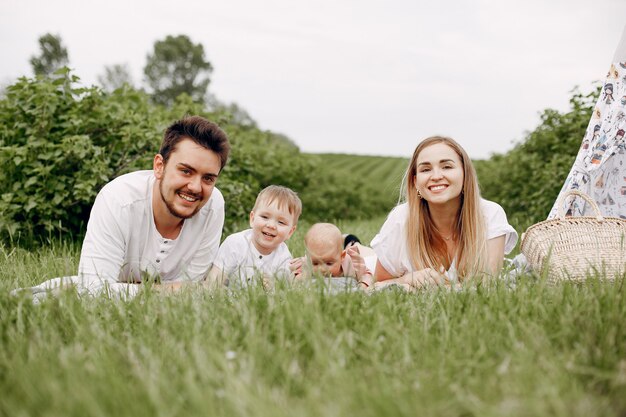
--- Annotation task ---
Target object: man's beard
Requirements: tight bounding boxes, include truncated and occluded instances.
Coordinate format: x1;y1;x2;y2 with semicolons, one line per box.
159;181;203;219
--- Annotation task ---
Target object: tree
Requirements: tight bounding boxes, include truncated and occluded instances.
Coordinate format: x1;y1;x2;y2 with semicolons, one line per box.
98;63;134;92
143;34;213;106
29;33;69;77
206;95;258;128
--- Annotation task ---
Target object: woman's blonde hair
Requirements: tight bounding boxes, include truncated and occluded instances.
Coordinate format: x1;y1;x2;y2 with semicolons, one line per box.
401;136;487;279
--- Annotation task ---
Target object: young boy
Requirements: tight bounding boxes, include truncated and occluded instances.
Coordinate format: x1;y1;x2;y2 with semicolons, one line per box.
290;223;376;289
206;185;301;288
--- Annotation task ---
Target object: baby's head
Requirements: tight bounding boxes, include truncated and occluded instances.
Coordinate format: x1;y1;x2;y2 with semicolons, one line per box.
304;223;344;276
249;185;302;255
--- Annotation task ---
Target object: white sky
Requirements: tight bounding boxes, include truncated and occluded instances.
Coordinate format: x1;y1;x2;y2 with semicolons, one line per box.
1;0;625;159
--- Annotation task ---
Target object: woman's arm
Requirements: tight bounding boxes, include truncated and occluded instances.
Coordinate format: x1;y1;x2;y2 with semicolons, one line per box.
486;235;506;275
374;260;445;290
374;259;395;281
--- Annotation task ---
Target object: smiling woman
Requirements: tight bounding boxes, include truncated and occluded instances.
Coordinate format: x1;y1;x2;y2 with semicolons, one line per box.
371;136;518;289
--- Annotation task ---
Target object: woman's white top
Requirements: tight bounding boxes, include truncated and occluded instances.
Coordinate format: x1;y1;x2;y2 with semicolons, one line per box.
371;199;518;278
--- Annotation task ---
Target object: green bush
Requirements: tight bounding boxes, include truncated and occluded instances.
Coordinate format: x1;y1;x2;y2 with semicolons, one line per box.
0;72;319;242
476;86;599;232
0;70;161;241
6;69;485;243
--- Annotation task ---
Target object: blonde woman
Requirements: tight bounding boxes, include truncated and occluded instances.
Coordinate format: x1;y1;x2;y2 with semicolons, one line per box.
371;136;518;290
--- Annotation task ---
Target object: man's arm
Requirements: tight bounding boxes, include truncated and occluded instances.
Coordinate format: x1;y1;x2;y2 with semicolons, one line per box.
78;189;128;283
204;265;227;288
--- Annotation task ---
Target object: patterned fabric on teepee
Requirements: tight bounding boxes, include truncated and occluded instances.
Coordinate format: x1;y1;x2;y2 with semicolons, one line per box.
549;26;626;219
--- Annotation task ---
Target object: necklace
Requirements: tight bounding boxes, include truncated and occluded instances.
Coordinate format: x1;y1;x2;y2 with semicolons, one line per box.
433;225;454;241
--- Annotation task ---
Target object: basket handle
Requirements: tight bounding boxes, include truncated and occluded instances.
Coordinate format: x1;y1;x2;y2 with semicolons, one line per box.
555;190;603;220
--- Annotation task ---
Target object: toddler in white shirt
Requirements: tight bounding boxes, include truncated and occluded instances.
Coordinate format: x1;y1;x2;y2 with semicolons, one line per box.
206;185;301;288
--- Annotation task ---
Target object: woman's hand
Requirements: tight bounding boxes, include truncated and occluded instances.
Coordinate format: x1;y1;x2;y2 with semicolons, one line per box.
372;268;447;291
372;280;415;292
398;268;447;289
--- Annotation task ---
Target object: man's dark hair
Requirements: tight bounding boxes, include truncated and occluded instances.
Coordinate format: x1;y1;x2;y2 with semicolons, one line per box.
160;116;230;170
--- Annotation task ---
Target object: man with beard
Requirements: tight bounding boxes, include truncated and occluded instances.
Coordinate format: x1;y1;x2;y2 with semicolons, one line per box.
16;116;230;300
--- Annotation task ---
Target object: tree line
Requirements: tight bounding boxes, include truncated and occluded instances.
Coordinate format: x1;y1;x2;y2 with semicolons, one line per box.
28;33;215;107
1;32;594;244
0;33;379;244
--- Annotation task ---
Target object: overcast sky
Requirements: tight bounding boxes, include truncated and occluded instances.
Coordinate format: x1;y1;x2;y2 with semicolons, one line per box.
2;0;625;159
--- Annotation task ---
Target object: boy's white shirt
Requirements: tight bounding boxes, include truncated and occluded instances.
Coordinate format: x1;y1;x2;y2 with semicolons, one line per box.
210;229;292;286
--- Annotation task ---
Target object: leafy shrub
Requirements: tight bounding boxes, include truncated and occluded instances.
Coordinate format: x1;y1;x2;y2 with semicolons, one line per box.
0;73;317;241
0;70;161;241
476;86;599;232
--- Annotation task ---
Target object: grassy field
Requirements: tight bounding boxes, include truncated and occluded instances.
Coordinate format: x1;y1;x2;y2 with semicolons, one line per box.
304;152;409;216
313;153;409;196
1;215;626;417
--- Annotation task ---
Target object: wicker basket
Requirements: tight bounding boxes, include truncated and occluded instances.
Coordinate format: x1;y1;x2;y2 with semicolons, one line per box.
520;190;626;283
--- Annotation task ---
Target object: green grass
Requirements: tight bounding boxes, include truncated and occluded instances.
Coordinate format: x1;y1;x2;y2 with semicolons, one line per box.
1;219;626;416
304;153;409;214
317;153;408;197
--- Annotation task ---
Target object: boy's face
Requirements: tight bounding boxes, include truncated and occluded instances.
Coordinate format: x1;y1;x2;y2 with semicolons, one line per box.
307;243;343;277
249;200;296;255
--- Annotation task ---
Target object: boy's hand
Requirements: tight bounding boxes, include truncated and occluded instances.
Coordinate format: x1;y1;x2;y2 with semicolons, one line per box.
346;245;367;279
262;274;274;291
289;257;305;279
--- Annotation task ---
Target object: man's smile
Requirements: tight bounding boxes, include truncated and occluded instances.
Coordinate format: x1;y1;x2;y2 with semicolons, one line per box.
177;191;201;202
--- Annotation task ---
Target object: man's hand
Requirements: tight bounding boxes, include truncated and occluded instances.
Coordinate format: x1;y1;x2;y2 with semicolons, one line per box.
204;265;227;289
154;281;190;292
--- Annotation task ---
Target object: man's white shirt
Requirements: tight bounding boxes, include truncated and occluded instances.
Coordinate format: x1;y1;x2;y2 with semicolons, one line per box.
79;170;224;283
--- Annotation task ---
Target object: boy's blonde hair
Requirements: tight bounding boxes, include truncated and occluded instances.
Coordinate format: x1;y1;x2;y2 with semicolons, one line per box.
253;185;302;223
304;223;343;254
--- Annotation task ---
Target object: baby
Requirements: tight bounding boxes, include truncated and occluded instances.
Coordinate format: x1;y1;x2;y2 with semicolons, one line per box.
206;185;301;288
290;223;376;289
